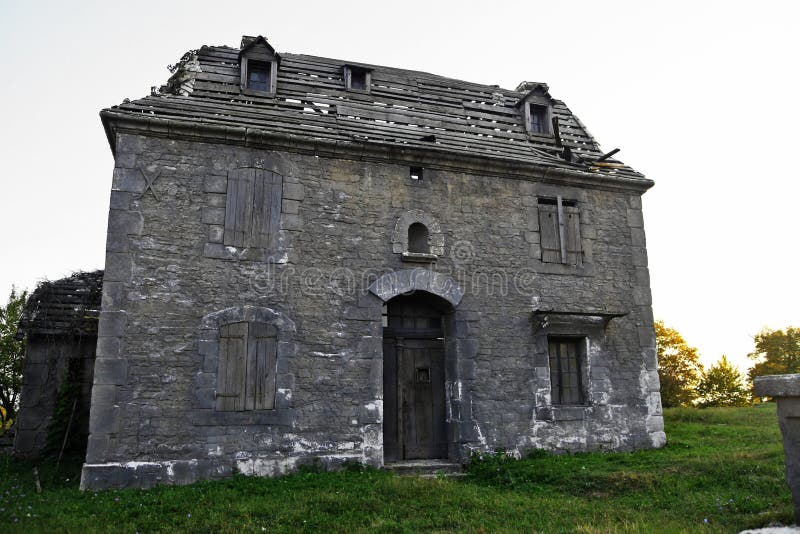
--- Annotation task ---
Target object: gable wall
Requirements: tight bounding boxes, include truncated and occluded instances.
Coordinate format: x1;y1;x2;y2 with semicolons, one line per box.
80;132;662;489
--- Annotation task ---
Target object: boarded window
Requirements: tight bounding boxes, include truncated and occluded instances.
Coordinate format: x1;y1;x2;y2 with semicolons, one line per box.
224;168;282;249
537;197;582;265
216;321;277;411
548;338;585;405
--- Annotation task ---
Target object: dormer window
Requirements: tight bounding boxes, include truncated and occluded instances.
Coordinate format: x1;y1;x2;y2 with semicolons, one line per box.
344;65;371;92
247;60;272;91
239;35;280;95
529;103;550;134
516;82;554;136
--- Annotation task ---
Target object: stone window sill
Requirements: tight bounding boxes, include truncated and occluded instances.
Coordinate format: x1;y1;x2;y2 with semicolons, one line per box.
401;252;438;263
533;260;594;277
536;405;590;421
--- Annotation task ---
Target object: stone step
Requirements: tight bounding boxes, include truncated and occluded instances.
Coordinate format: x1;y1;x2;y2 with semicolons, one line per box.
383;459;465;478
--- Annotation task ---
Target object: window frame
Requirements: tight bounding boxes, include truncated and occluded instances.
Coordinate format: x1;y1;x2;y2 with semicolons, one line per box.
245;59;272;92
223;168;283;250
216;321;278;412
537;196;582;266
343;64;372;93
239;43;279;95
548;336;587;406
522;97;553;136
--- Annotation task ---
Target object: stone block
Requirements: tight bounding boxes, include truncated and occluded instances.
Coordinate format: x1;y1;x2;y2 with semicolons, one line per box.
101;281;126;312
112;167;145;193
208;225;224;243
89;405;121;434
202;207;226;225
108;210;144;237
104;252;132;282
282;213;302;230
282;199;300;214
204;174;228;193
93;358;128;385
527;208;539;231
207;193;227;208
755;374;800;397
283;182;305;200
95;336;121;358
630;227;646;247
99;311;127;337
91;385;117;405
627;208;644;228
109;191;132;210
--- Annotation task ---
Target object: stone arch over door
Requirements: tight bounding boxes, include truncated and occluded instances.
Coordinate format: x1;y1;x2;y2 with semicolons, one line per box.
368;270;479;462
367;268;463;306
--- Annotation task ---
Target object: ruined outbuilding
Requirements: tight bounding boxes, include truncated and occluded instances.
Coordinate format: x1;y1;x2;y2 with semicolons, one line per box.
80;35;664;490
14;271;103;458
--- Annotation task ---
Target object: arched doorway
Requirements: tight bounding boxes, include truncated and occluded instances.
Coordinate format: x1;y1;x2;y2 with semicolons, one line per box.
383;292;449;462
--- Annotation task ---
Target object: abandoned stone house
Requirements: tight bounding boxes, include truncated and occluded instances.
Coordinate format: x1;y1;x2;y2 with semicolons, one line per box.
22;35;664;489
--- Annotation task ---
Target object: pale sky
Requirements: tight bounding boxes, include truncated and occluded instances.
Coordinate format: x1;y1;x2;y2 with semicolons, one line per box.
1;0;797;371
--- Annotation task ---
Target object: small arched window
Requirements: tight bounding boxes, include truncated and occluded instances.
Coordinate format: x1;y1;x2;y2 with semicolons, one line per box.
408;222;430;254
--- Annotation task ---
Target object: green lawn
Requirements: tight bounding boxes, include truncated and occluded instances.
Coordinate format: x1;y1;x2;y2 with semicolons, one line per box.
0;404;792;533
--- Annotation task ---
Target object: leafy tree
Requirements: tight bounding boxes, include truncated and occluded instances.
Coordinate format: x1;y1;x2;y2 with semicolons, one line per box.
0;288;28;422
747;327;800;386
655;320;704;407
697;355;750;407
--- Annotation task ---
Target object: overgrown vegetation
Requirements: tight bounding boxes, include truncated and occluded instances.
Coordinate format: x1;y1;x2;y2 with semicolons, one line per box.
0;288;27;429
655;320;704;407
748;327;800;388
697;355;750;407
0;404;791;533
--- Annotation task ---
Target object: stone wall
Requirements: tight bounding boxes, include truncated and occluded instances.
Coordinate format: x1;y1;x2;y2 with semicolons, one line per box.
81;132;663;489
14;336;96;457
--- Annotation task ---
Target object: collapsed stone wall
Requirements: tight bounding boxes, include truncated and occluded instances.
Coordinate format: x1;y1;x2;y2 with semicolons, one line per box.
81;132;662;489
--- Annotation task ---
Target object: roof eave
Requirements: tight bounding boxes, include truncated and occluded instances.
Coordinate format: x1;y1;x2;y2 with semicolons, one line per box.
100;110;653;193
101;109;118;157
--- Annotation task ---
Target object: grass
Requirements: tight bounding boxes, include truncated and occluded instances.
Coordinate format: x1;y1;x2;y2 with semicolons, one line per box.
0;404;792;533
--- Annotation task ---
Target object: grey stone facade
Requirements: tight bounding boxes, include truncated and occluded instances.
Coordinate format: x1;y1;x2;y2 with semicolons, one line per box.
80;36;664;490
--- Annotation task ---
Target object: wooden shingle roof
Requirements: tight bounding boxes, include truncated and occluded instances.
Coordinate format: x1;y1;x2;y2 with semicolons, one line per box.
16;271;103;339
102;38;646;182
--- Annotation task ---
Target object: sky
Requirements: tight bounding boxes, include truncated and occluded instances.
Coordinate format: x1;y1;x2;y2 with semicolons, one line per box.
0;0;798;371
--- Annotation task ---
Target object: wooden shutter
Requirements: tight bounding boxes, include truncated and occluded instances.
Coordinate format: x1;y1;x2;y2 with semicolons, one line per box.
246;322;277;410
250;170;282;249
224;168;282;249
564;206;583;266
538;204;561;263
224;168;255;247
217;322;248;411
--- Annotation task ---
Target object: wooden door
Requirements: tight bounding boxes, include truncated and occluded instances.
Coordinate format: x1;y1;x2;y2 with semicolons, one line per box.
383;294;448;462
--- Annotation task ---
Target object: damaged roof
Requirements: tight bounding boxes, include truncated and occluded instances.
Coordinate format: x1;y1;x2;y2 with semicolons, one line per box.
16;271;104;339
101;36;645;181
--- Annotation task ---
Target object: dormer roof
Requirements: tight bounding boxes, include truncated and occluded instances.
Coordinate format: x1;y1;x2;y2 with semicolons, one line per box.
238;35;280;65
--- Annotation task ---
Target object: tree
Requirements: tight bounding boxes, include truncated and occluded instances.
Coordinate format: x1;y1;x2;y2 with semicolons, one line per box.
655;320;704;408
697;355;750;407
747;327;800;386
0;288;27;422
